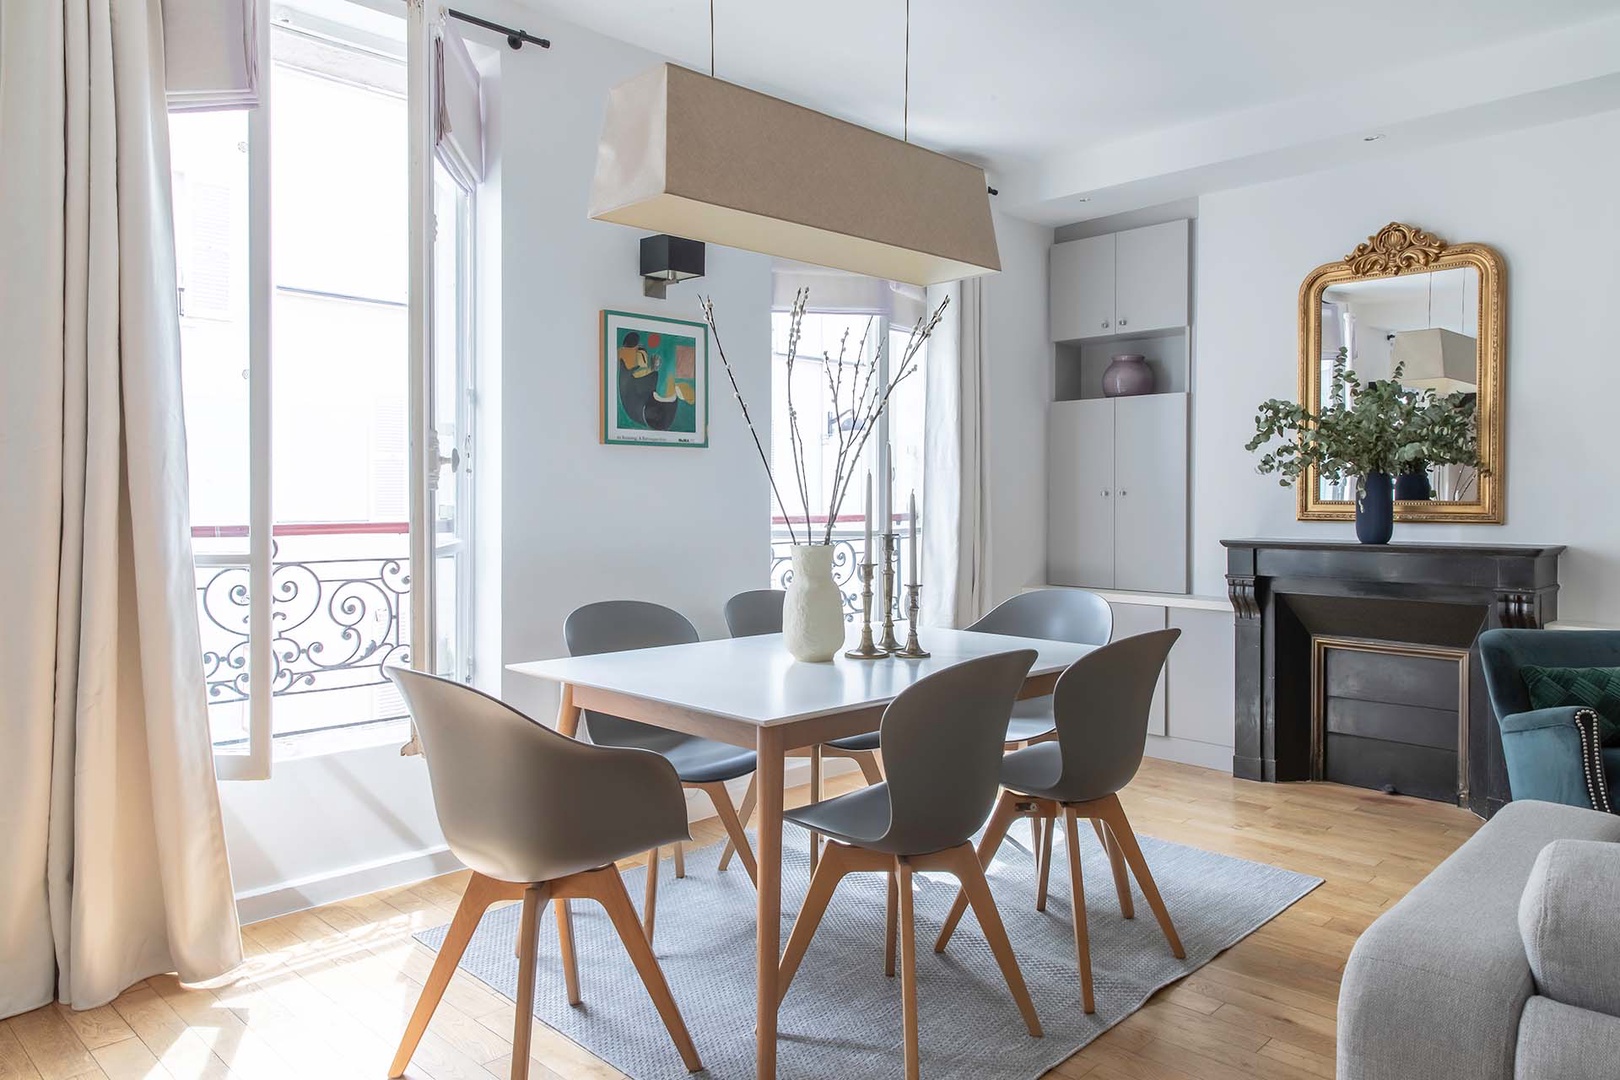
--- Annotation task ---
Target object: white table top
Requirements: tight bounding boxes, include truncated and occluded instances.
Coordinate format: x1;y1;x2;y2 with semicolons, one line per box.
507;626;1096;727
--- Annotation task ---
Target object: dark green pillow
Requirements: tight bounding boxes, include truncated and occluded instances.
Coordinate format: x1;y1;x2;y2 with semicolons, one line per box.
1521;665;1620;746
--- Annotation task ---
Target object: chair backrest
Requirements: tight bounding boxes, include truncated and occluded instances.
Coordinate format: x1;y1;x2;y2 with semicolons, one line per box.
564;600;700;746
1047;629;1180;801
385;665;620;883
968;589;1113;647
877;650;1038;856
1479;629;1620;719
724;589;785;638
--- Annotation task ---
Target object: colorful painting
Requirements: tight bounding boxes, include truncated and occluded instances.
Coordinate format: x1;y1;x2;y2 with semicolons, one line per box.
600;309;708;447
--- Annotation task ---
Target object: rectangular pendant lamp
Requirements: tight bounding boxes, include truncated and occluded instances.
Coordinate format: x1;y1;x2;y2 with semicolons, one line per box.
589;64;1000;287
1392;328;1478;394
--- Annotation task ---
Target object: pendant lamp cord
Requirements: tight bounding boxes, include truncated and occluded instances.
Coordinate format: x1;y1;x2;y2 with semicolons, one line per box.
903;0;910;141
710;0;716;76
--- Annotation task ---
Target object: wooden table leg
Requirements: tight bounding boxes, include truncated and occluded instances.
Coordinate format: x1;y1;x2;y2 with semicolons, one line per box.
808;743;823;872
755;726;786;1079
555;684;581;962
555;683;580;738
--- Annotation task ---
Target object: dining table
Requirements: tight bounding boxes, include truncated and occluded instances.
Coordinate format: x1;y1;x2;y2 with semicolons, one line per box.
508;624;1097;1078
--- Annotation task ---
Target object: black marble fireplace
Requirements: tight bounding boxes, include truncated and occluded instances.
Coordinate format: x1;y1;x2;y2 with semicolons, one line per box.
1223;539;1563;818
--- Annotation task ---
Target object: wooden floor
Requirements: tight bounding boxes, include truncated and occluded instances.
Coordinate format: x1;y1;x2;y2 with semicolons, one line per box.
0;758;1481;1080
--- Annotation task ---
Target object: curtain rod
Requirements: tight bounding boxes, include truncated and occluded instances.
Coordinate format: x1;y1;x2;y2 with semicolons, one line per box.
447;8;550;50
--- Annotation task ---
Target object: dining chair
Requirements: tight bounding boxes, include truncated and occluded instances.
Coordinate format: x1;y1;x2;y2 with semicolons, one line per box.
776;650;1045;1080
968;588;1113;904
566;600;759;940
933;629;1185;1015
383;667;702;1079
719;588;885;874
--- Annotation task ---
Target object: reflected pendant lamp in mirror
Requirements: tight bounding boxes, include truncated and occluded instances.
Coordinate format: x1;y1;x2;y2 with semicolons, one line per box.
587;64;1001;287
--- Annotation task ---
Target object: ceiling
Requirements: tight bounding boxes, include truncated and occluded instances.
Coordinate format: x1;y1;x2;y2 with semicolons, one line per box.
521;0;1620;224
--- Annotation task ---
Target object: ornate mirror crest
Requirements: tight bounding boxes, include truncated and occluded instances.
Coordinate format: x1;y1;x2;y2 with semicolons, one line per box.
1297;221;1506;524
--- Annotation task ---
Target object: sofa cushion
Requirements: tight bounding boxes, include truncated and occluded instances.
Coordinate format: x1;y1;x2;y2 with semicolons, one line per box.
1515;997;1620;1080
1338;800;1620;1080
1519;839;1620;1016
1522;665;1620;745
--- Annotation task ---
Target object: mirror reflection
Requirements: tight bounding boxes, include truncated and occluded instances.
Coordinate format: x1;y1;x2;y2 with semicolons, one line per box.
1316;266;1480;503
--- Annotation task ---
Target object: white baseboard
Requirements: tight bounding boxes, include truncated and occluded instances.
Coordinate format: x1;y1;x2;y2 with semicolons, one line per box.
236;845;466;925
1143;735;1233;773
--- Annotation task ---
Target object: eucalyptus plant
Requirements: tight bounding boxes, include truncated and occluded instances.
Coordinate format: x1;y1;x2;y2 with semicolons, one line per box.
1247;347;1480;488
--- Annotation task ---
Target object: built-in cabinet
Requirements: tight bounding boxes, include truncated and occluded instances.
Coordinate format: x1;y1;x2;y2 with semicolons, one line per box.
1048;393;1187;594
1049;220;1189;342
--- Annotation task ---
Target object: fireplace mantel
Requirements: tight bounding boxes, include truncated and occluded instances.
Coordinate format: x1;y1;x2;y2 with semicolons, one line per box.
1222;539;1564;817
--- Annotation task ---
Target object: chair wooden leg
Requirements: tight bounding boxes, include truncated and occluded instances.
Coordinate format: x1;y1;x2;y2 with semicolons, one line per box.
718;774;756;872
1095;795;1183;958
1062;807;1095;1014
699;780;758;886
1093;817;1135;920
673;841;685;879
1035;810;1055;913
642;846;660;944
587;867;703;1073
509;884;547;1080
777;842;852;1004
884;870;898;977
944;844;1043;1037
897;857;921;1080
808;744;824;871
935;789;1019;952
555;898;581;1006
391;873;516;1078
855;750;885;786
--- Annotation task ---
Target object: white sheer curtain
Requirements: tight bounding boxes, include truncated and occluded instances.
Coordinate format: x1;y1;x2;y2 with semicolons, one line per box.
0;0;243;1017
921;278;991;627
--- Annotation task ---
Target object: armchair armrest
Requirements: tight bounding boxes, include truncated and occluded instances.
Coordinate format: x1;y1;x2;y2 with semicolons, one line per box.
1499;707;1612;813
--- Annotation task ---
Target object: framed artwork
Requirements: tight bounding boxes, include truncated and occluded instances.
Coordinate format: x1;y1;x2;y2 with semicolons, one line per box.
600;309;709;447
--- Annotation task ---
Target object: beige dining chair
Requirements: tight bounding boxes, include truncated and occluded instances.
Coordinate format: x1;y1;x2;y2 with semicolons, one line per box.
383;666;702;1079
775;650;1045;1080
934;630;1185;1015
719;588;886;873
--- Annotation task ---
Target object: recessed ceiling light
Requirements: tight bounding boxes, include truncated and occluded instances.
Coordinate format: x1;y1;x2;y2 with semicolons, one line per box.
1076;196;1092;203
1363;134;1386;142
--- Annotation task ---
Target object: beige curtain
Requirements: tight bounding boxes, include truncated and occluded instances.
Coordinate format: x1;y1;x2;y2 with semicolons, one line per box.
920;278;991;627
0;0;243;1017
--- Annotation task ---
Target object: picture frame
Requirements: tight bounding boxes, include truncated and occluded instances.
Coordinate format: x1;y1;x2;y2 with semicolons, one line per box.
600;309;710;448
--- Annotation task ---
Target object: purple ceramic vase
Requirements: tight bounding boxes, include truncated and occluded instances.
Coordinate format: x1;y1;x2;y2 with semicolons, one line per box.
1102;354;1154;397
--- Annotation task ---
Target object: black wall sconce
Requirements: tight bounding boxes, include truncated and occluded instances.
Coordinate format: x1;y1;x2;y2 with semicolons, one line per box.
640;234;706;299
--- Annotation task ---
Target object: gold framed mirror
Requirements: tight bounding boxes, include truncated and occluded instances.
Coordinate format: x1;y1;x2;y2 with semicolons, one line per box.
1297;222;1505;523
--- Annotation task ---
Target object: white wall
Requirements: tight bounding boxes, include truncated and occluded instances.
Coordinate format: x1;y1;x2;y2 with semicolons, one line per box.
981;211;1056;608
1193;108;1620;620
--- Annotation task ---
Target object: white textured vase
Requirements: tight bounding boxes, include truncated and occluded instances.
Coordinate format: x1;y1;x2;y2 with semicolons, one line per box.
783;545;846;662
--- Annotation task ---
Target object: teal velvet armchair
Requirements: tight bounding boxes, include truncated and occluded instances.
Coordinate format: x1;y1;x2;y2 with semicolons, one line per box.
1479;629;1619;813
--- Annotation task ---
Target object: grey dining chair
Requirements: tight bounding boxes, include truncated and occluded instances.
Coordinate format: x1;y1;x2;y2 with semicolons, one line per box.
566;600;759;940
934;629;1185;1015
382;666;701;1079
718;588;886;874
969;588;1113;902
776;650;1045;1080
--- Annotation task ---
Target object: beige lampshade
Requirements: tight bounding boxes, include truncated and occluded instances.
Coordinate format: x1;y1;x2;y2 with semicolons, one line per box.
589;64;1000;287
1392;328;1478;394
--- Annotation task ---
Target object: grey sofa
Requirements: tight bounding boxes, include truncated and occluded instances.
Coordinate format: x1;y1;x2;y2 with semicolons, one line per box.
1338;800;1620;1079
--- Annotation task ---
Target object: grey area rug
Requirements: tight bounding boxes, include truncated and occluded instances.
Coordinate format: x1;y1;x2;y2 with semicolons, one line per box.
416;824;1321;1079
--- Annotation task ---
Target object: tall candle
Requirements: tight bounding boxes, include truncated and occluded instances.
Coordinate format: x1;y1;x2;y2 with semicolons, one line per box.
863;472;872;564
908;491;918;588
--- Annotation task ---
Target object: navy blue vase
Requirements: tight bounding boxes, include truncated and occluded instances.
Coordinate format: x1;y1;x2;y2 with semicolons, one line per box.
1394;466;1432;501
1356;472;1394;545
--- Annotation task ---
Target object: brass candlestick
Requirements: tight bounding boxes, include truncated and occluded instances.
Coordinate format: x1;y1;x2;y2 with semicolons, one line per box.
893;583;931;658
844;561;887;659
876;533;902;654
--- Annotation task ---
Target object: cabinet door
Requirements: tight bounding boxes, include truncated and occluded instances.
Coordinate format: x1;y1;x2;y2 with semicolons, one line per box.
1166;608;1235;747
1047;399;1115;588
1049;234;1116;342
1112;393;1187;594
1114;220;1188;334
1109;602;1167;736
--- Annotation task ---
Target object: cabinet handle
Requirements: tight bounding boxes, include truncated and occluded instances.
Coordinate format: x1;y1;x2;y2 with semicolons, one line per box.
1101;489;1111;497
1101;320;1109;329
1118;317;1129;327
1119;489;1128;496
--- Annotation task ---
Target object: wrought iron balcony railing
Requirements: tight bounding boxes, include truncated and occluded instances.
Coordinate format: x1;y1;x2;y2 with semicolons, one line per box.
769;515;918;623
